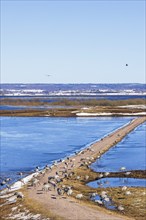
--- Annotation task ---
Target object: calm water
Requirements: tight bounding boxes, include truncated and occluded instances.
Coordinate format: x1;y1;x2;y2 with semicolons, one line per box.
87;177;146;188
90;194;116;210
91;122;146;172
0;117;133;186
0;105;72;110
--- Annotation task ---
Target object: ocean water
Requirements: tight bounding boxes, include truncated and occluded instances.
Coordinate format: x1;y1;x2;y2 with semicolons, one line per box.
0;117;133;186
91;122;146;172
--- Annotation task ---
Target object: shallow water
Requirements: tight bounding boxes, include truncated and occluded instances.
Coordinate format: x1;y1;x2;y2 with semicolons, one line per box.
0;117;133;187
0;105;73;110
88;176;146;211
87;177;146;188
91;194;116;210
91;122;146;172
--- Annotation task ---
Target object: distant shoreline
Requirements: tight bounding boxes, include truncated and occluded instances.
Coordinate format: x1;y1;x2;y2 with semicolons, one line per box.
1;83;146;98
0;111;146;117
0;97;146;117
0;107;146;117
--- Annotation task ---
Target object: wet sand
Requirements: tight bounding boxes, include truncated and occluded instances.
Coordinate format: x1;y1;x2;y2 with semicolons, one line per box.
20;116;145;220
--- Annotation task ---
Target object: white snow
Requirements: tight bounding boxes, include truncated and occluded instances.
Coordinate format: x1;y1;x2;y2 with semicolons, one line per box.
0;172;39;195
119;105;146;109
76;112;113;116
76;112;146;116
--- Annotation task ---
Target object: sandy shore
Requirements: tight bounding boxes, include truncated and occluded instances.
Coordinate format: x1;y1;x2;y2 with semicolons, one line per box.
12;116;144;220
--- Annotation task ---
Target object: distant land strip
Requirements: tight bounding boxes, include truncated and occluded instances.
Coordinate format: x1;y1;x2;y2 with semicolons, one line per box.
0;98;146;117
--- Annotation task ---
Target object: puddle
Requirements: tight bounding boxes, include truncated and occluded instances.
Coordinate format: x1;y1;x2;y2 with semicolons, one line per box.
90;194;116;210
87;177;146;188
88;177;146;211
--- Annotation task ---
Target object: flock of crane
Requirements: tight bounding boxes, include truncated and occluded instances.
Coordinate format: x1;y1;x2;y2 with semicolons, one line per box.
0;142;134;212
0;127;140;212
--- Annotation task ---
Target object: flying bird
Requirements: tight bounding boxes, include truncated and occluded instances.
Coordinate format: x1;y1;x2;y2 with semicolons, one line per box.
126;64;128;66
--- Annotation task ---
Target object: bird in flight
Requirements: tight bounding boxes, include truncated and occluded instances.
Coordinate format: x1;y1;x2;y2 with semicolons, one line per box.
126;64;128;66
46;74;51;77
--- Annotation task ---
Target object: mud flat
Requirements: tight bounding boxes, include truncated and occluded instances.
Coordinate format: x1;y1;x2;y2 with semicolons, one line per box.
0;117;146;220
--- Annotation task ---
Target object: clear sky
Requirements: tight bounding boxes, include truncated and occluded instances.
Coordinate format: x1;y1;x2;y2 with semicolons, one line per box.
1;0;145;83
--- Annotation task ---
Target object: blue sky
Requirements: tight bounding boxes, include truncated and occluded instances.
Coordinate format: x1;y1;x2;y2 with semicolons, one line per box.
1;0;145;83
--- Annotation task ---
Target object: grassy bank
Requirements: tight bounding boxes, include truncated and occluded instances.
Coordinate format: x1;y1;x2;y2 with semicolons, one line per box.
1;98;146;107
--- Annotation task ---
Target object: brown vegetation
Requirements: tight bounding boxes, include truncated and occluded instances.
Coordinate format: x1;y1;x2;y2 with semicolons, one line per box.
1;98;145;117
1;98;146;107
61;167;146;220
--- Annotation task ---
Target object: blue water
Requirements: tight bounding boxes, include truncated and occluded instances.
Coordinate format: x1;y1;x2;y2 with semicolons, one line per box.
92;194;117;210
0;117;133;186
1;95;145;101
0;105;72;111
87;178;146;188
91;122;146;172
0;105;45;110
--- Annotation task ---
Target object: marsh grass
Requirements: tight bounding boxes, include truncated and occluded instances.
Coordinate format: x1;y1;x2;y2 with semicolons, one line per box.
0;188;64;220
1;98;145;107
62;167;146;220
23;194;63;220
1;164;145;219
1;98;146;117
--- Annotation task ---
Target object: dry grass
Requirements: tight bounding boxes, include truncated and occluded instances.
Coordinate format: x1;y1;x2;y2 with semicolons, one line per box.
61;167;146;220
1;107;145;117
0;191;64;220
1;164;145;220
106;187;146;220
1;98;146;117
1;98;146;107
0;197;33;220
23;193;64;220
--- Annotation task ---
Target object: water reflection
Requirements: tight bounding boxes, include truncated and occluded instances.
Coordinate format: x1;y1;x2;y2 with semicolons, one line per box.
87;178;146;188
90;193;116;210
